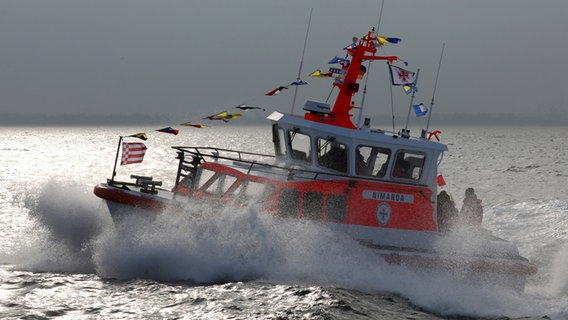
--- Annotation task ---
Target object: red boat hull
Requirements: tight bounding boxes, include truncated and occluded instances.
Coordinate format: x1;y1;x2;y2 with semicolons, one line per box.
94;182;536;291
94;183;172;214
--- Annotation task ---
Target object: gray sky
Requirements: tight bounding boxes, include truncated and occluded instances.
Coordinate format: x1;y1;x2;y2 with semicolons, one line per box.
1;0;567;125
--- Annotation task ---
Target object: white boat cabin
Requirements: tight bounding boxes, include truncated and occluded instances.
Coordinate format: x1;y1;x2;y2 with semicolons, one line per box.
268;100;448;193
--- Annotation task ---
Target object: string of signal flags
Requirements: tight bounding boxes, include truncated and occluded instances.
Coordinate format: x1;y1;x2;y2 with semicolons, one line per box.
264;34;406;95
118;34;435;166
264;34;431;120
126;34;413;141
121;103;266;141
116;104;267;167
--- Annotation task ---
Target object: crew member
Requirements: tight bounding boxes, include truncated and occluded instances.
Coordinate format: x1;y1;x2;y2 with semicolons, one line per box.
460;187;483;227
437;191;458;232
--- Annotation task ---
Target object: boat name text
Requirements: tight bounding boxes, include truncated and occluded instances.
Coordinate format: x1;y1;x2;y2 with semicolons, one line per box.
362;190;414;203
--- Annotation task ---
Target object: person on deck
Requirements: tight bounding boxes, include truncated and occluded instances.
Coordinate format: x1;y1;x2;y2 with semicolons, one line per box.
459;187;483;227
437;191;458;232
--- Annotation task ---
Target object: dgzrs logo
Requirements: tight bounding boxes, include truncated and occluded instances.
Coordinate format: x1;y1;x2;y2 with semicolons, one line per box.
375;202;392;226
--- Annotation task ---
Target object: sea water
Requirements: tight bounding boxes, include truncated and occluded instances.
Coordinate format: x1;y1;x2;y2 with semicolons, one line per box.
0;125;566;319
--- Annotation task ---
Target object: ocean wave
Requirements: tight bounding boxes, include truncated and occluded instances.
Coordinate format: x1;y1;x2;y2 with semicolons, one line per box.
4;180;566;318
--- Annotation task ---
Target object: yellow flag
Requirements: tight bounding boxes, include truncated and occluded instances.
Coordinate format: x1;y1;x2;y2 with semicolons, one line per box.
309;69;332;78
127;132;148;141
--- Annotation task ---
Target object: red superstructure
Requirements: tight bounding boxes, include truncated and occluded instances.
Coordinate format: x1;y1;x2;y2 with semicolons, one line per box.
178;161;436;231
304;31;397;129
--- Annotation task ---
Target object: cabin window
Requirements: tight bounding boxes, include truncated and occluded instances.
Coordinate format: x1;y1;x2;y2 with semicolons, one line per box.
326;194;347;222
195;168;216;189
203;173;238;195
289;130;312;162
232;180;274;204
355;145;391;177
278;188;300;218
272;125;286;157
302;191;324;220
392;151;425;181
317;137;348;173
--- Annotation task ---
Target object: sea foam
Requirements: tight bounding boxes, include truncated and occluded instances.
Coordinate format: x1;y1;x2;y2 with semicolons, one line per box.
10;180;568;319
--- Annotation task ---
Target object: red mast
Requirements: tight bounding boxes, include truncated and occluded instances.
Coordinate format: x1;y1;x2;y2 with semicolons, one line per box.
304;31;398;129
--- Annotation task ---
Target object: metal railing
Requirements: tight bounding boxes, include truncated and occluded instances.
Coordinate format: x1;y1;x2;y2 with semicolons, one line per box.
169;146;427;196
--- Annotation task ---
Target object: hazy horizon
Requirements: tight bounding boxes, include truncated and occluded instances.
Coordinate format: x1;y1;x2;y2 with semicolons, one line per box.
1;1;567;127
2;110;566;127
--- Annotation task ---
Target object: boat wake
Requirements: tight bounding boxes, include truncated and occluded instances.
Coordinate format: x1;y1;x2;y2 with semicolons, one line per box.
10;180;568;319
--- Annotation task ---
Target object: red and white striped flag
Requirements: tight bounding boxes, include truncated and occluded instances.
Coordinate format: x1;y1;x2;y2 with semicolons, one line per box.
121;142;147;165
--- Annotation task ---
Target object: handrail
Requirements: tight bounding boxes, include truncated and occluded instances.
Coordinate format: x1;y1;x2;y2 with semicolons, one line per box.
172;146;275;162
170;146;428;190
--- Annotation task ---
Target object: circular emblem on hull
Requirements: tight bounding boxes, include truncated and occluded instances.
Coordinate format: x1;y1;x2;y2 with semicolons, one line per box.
375;202;392;226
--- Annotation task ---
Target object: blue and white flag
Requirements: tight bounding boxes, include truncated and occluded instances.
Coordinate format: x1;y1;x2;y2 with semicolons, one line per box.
289;80;308;86
413;103;428;117
328;56;349;64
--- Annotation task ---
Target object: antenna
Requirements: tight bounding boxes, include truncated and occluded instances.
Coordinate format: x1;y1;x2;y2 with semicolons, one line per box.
356;0;385;127
389;66;395;133
291;8;313;115
376;0;386;35
425;43;445;136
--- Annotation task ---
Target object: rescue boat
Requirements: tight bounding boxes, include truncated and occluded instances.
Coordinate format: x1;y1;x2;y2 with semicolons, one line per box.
94;28;537;291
